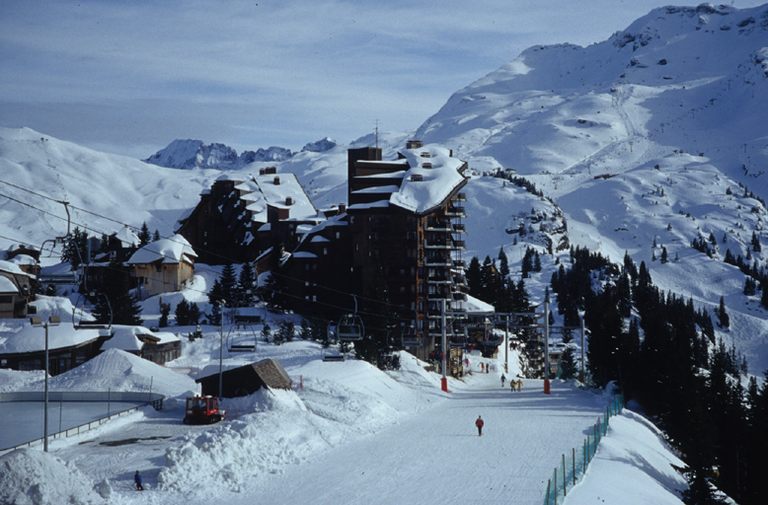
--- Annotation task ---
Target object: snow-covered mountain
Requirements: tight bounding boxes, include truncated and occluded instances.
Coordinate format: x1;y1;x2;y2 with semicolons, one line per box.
0;128;220;250
145;139;293;170
145;135;340;170
417;4;768;194
301;137;337;153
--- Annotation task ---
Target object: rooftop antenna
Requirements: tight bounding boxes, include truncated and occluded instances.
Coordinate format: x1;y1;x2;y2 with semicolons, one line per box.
374;119;379;149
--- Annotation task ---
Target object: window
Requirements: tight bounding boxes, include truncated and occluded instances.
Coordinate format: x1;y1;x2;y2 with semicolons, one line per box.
0;295;12;303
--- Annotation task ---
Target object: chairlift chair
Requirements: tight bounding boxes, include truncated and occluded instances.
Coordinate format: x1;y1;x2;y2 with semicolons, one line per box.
337;314;364;341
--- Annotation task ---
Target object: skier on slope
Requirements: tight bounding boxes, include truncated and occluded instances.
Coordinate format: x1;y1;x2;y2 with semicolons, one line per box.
134;470;144;491
475;415;484;436
501;373;506;387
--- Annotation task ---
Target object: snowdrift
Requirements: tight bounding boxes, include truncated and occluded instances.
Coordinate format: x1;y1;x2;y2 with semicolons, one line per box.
0;449;107;505
48;348;197;397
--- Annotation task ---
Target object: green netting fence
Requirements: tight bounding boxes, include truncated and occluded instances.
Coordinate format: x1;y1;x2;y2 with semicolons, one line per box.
542;394;624;505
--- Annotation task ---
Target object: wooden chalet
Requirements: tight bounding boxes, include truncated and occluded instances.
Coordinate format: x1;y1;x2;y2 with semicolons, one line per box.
126;234;197;299
196;358;292;398
0;260;35;319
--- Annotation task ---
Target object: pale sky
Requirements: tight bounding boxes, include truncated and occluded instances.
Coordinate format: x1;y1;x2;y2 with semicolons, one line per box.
0;0;764;158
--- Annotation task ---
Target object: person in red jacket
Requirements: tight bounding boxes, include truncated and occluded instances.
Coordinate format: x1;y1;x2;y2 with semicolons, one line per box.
475;415;484;436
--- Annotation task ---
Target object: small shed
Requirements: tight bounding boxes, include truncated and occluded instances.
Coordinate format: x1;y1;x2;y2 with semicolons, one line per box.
195;358;292;398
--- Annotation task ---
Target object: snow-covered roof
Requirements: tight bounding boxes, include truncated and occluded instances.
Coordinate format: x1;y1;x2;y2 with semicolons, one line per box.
348;200;390;211
0;323;101;354
389;145;467;214
100;325;181;352
113;226;140;247
0;276;18;294
462;294;496;314
8;254;36;266
234;172;318;223
0;260;33;278
352;185;401;194
127;234;197;265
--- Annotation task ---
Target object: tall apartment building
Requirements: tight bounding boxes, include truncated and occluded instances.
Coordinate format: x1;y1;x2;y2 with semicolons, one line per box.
279;141;468;360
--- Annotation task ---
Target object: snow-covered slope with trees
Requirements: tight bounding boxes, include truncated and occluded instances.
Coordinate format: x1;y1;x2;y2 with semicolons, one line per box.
414;3;768;373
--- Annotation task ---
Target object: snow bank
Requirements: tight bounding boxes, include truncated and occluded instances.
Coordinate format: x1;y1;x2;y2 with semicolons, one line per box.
0;449;106;505
565;409;687;505
49;349;198;398
159;355;434;494
159;388;326;493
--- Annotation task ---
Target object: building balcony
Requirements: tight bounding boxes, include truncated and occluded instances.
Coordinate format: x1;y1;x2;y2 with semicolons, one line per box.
452;259;465;268
425;222;451;232
455;193;467;202
446;207;465;217
452;223;465;233
424;241;453;249
425;258;452;267
452;239;466;248
452;291;468;301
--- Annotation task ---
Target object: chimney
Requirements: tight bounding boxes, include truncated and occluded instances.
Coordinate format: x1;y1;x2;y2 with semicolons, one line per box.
339;203;347;213
285;196;293;205
274;176;281;185
406;139;423;149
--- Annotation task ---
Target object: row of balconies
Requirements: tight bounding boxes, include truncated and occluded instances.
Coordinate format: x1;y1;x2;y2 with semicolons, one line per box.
423;239;465;249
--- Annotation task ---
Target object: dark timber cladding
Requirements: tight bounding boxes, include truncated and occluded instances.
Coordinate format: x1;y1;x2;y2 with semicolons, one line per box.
347;141;469;360
195;358;292;398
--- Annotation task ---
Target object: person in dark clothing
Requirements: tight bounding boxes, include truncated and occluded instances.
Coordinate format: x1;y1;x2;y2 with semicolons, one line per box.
475;415;484;436
134;470;144;491
501;374;506;387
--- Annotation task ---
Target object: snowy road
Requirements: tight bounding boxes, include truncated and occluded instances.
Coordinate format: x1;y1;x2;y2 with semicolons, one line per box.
227;372;607;505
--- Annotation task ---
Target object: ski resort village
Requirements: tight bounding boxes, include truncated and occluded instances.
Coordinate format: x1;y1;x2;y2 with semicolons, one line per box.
3;2;768;504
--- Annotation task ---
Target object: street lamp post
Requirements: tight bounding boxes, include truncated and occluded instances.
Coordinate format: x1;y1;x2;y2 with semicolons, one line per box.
30;315;61;452
504;314;509;374
440;298;448;393
218;300;226;399
578;309;586;383
543;299;550;390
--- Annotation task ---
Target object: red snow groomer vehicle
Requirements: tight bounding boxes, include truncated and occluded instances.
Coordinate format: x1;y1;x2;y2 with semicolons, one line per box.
183;395;225;424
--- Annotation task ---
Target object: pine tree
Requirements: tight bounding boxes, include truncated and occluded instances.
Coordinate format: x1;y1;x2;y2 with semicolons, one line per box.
660;246;668;264
466;257;482;299
94;259;142;325
188;302;200;325
237;262;256;306
300;319;312;340
219;264;237;307
559;347;577;379
751;231;761;252
717;296;730;328
138;222;150;246
175;299;190;325
158;302;170;327
744;277;756;296
62;227;88;269
498;247;510;279
761;281;768;309
152;229;161;241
